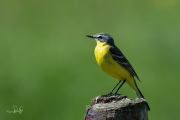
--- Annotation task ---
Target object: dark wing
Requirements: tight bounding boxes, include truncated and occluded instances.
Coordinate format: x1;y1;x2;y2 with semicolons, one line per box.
109;46;140;81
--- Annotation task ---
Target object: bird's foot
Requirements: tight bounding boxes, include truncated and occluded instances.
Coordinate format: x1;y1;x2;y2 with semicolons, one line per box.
106;92;113;96
111;93;118;96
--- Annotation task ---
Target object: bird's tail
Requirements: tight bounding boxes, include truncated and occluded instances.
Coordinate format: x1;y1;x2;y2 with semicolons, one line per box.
127;78;150;110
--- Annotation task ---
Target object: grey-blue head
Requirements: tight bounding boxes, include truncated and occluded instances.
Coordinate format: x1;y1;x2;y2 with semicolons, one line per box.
86;33;115;46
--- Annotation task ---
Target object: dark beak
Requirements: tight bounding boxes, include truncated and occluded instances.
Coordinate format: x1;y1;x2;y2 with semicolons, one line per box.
86;35;94;38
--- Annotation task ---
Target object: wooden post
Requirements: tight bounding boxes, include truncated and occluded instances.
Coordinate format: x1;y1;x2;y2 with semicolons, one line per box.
84;94;149;120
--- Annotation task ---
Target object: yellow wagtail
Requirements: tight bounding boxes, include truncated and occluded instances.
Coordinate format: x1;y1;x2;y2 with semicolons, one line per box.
86;33;150;110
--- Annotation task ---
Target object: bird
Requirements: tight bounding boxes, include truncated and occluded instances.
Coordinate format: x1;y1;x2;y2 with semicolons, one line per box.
86;33;150;110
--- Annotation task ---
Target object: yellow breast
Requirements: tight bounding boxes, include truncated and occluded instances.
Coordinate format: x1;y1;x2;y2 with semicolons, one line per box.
94;41;131;80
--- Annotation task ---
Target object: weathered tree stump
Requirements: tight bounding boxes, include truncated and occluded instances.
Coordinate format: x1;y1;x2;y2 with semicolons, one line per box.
84;94;149;120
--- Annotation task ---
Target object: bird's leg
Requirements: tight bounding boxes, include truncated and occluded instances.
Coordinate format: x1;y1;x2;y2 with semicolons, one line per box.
107;81;121;95
113;80;126;95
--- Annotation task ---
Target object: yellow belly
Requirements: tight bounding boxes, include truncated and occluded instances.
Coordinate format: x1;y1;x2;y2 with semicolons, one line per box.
94;41;132;81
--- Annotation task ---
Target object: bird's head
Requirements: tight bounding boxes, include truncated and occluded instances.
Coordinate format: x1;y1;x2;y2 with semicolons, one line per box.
86;33;114;45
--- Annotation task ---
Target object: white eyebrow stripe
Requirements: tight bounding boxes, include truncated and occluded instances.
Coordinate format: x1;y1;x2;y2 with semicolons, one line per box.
98;35;109;39
96;35;109;39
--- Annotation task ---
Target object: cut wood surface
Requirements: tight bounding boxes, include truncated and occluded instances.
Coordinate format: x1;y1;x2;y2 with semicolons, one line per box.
84;94;149;120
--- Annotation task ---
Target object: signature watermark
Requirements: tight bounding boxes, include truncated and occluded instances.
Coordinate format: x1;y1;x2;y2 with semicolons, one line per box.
6;105;23;114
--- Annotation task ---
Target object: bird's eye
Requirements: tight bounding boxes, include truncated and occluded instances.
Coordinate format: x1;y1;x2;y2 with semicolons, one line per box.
98;36;102;39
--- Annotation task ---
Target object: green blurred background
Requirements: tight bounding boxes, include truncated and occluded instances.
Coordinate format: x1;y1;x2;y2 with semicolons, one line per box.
0;0;180;119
